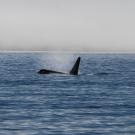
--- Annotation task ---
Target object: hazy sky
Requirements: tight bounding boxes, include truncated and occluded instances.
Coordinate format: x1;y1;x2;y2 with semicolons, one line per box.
0;0;135;52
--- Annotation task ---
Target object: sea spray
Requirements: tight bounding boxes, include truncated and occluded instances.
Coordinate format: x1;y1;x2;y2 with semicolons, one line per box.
39;52;78;73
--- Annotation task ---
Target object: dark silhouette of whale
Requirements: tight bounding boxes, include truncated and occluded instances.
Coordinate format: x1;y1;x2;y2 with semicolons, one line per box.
38;57;81;75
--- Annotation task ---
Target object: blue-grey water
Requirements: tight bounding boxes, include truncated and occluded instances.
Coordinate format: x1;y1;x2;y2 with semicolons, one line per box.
0;53;135;135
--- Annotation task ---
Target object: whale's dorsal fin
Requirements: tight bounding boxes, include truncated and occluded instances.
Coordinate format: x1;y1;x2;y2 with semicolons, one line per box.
70;57;81;75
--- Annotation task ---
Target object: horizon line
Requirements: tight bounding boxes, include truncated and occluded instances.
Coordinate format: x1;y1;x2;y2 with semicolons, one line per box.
0;50;135;54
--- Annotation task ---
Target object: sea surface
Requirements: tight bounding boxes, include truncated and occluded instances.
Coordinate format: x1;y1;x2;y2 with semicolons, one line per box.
0;53;135;135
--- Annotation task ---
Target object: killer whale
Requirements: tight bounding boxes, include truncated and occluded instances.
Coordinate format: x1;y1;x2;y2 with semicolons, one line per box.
38;57;81;75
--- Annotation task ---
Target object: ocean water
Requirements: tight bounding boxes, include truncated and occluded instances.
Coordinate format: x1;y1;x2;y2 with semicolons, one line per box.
0;53;135;135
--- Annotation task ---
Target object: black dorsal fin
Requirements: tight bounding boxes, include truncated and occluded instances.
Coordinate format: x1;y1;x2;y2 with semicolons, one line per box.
70;57;80;75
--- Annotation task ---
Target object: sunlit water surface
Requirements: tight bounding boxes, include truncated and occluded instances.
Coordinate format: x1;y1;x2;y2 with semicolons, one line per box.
0;53;135;135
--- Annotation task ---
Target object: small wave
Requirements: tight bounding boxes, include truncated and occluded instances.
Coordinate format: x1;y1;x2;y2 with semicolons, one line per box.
95;72;120;76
